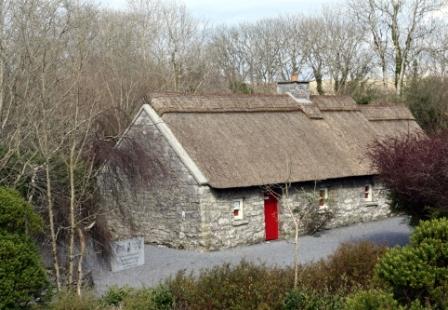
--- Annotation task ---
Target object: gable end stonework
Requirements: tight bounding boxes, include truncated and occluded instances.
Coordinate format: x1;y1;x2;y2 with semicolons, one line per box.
101;108;204;249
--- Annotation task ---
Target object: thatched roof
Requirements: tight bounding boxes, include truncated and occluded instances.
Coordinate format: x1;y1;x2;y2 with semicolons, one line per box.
146;93;422;189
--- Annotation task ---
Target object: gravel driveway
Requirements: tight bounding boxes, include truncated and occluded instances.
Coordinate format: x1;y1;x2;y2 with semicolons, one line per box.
92;216;411;294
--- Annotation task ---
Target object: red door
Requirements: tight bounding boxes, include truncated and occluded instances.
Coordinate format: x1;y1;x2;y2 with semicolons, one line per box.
264;195;279;240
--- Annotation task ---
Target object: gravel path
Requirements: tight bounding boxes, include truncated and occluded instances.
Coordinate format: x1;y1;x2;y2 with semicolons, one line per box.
92;216;411;294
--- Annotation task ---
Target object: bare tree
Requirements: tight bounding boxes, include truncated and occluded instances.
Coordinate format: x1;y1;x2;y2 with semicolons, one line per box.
349;0;390;88
302;17;328;94
278;15;308;81
321;8;373;93
264;180;334;289
349;0;446;95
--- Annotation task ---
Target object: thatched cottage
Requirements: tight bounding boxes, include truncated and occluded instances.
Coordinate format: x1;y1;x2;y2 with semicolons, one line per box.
101;81;421;250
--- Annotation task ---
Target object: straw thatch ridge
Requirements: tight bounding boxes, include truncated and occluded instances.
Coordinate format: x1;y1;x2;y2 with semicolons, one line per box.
360;105;415;121
146;93;422;189
150;93;302;115
311;95;359;111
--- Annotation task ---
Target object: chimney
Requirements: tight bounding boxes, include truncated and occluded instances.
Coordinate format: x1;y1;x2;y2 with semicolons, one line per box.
277;72;310;102
291;71;299;82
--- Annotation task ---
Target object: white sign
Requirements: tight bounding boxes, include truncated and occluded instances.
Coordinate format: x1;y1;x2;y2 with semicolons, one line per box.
111;237;145;272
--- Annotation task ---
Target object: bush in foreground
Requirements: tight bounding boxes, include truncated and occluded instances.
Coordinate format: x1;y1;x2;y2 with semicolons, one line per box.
297;241;387;294
282;289;343;310
411;217;448;245
44;290;101;310
375;218;448;308
100;286;173;310
0;187;48;309
167;261;292;309
101;286;133;307
40;241;387;309
0;187;42;235
0;233;49;309
344;289;400;310
166;241;385;309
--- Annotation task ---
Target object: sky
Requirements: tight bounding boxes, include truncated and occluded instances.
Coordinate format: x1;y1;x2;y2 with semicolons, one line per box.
100;0;342;24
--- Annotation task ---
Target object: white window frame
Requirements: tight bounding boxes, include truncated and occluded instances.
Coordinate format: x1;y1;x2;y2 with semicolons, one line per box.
232;199;244;220
318;188;328;208
364;184;373;202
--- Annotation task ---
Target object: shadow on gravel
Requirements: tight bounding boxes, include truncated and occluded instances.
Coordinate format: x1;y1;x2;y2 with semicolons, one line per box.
353;232;410;247
307;230;409;247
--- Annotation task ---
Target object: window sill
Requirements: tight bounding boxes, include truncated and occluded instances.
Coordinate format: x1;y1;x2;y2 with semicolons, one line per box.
232;219;249;226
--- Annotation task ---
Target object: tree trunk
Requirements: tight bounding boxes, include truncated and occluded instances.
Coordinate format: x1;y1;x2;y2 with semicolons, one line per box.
46;163;62;290
76;227;86;296
0;0;4;123
334;78;340;94
283;184;300;289
395;54;402;95
315;71;324;95
67;147;76;286
0;56;3;122
397;56;407;96
381;57;387;90
391;2;402;96
293;220;299;289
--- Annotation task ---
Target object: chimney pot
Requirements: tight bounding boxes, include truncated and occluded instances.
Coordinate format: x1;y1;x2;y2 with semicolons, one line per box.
291;72;299;82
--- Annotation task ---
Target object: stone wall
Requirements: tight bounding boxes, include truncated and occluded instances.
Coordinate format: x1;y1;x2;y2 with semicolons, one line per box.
199;176;391;250
198;186;267;250
279;177;391;237
100;110;202;249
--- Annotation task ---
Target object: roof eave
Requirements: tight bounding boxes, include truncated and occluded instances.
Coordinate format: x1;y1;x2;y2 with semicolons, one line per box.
208;172;379;189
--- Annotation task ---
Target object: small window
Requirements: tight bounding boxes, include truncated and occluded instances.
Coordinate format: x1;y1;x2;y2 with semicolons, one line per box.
364;185;373;202
319;188;328;207
232;199;244;220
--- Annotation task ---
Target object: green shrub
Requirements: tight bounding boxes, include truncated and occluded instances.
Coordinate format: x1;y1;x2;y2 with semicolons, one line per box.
282;289;343;310
151;286;174;310
167;261;293;309
229;80;253;94
297;241;387;294
121;289;154;310
166;242;383;309
341;80;385;105
344;289;400;310
45;290;100;310
101;285;173;310
404;76;448;133
411;218;448;245
101;285;132;306
120;286;173;310
0;232;49;309
407;299;432;310
375;219;448;308
282;290;308;310
0;187;42;236
375;241;447;305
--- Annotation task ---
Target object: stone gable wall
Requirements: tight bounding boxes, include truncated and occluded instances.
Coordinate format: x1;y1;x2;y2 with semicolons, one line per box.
100;111;202;249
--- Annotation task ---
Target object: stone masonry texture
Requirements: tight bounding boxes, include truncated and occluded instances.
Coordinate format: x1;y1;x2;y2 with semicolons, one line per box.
100;111;202;249
199;177;390;250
